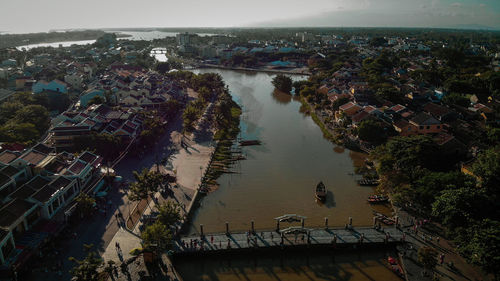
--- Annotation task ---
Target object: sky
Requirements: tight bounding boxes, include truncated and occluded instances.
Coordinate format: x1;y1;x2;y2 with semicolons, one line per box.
1;0;500;33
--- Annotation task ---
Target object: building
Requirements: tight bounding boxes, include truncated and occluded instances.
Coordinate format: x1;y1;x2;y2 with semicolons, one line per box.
0;144;102;267
409;112;442;135
32;79;68;94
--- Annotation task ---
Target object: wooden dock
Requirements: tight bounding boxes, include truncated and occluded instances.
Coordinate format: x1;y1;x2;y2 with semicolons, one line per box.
173;226;405;255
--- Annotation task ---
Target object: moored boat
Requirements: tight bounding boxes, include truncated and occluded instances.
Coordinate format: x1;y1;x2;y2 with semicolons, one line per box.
239;140;261;146
315;181;327;202
367;195;389;204
387;256;405;279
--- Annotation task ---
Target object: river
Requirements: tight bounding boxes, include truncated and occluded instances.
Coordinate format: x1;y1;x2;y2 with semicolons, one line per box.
177;69;397;281
189;69;391;234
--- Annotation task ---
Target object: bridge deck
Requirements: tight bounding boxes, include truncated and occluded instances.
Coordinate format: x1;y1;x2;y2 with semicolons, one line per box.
174;227;404;253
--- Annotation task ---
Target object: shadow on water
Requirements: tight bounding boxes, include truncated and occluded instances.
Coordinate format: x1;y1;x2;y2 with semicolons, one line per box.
174;248;401;281
324;190;336;208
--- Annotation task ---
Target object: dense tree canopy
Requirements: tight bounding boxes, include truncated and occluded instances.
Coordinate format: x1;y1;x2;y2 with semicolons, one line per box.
272;74;293;93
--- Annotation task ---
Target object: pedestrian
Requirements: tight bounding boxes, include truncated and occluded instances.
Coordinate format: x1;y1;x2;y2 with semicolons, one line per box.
271;232;274;241
437;237;440;244
247;236;250;245
211;236;214;243
261;232;264;238
115;242;120;249
440;254;445;265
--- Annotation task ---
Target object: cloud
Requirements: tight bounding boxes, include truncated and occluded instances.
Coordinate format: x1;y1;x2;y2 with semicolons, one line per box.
479;3;486;8
451;2;462;8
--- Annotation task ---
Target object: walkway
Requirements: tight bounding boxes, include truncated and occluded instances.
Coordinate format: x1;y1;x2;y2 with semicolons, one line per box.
174;227;404;254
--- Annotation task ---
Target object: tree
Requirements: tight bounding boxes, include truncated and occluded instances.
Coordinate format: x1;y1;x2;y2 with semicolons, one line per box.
442;92;469;107
431;186;489;229
76;193;96;218
157;202;182;227
69;244;103;281
272;74;293;93
331;97;350;110
155;62;171;74
357;119;388;145
417;246;438;274
458;219;500;278
410;171;476;213
472;147;500;195
88;96;105;106
375;87;405;104
13;104;50;134
141;221;173;252
128;169;164;207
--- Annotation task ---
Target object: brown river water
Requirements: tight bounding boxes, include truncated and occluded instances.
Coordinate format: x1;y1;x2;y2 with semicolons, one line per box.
178;69;398;281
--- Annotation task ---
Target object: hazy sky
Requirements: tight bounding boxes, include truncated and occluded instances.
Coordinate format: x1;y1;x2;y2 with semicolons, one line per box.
1;0;499;33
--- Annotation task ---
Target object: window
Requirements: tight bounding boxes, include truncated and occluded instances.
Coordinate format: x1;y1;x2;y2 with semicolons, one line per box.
437;125;440;129
426;126;430;129
419;125;424;130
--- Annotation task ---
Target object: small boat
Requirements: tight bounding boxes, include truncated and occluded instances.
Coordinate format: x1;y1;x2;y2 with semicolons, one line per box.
367;195;389;204
373;211;396;225
357;179;380;186
387;256;405;279
315;181;327;202
239;140;261;146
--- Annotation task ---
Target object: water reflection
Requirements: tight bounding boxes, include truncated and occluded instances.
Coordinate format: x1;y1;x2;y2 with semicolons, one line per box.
271;89;292;105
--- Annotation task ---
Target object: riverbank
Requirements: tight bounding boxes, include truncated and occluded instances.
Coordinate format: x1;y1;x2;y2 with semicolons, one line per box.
198;63;312;76
299;95;344;145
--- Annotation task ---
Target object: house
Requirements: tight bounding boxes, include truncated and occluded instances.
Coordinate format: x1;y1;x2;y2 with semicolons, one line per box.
32;79;68;94
423;103;458;122
338;102;362;117
79;88;105;107
393;119;417;136
409;112;442;135
64;73;84;90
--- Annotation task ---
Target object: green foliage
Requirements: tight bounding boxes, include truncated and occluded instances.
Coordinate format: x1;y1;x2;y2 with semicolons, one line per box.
271;74;293;93
128;169;163;202
417;246;438;271
72;133;123;160
76;193;96;218
156;202;182;227
141;221;173;251
372;135;441;180
442;92;470;107
88;96;105;106
410;172;476;213
357;119;388;145
332;98;349;110
375;87;405;104
69;244;103;281
472;147;500;194
432;186;489;229
0;96;50;144
457;219;500;277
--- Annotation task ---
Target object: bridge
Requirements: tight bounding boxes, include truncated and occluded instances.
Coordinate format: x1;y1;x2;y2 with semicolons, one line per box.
150;48;167;54
173;214;406;255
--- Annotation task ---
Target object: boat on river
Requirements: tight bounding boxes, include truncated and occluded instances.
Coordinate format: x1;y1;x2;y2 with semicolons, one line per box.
315;181;327;202
387;256;405;279
239;140;261;146
373;211;396;225
367;195;389;204
357;178;380;186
